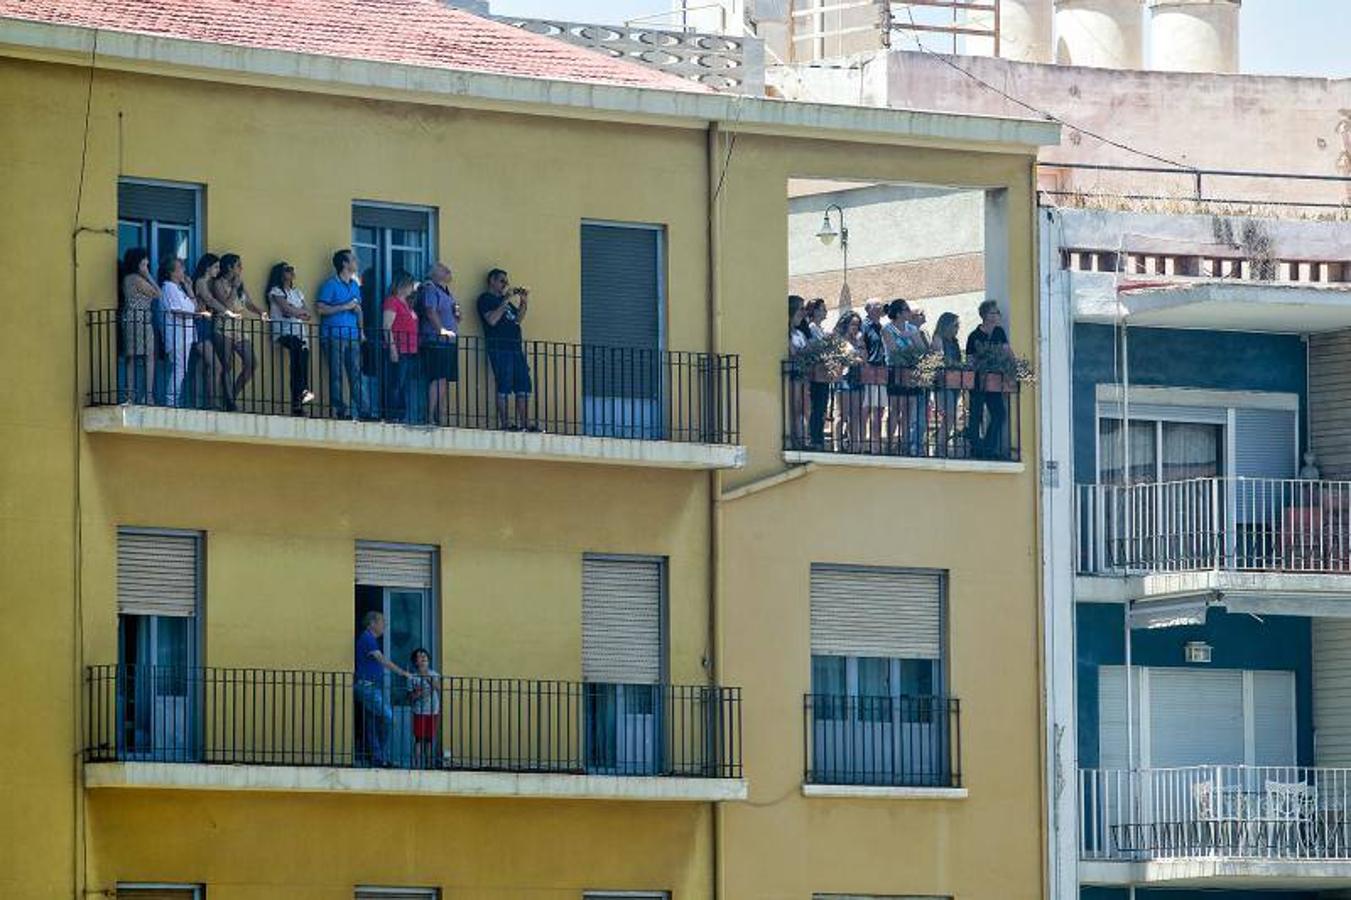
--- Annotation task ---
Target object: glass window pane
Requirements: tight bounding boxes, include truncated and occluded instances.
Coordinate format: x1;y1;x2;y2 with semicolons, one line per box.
391;248;425;282
857;657;892;696
1162;422;1223;481
387;590;428;672
155;225;191;267
118;221;146;258
1099;418;1158;485
390;227;427;247
897;658;936;697
811;655;846;720
352;226;379;246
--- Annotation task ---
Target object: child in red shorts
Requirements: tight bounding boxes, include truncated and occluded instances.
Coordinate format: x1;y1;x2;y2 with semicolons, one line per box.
406;648;441;769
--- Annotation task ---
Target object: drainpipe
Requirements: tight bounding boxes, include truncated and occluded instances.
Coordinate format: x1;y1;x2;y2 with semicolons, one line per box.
706;119;726;900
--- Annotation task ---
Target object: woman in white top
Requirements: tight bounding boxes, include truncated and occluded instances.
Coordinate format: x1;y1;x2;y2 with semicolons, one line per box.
265;262;315;416
157;256;198;408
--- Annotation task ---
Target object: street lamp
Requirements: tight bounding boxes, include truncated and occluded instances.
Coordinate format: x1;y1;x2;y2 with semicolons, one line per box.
816;203;851;308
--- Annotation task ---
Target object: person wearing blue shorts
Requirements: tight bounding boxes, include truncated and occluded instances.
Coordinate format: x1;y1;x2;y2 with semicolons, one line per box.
476;268;536;431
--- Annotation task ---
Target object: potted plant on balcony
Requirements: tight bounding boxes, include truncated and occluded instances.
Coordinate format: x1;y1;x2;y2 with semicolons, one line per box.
888;342;927;389
913;349;973;389
797;333;857;385
970;344;1035;393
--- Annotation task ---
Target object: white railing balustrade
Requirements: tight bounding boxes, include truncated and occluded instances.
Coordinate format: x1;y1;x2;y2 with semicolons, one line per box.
1080;766;1351;861
1077;477;1351;575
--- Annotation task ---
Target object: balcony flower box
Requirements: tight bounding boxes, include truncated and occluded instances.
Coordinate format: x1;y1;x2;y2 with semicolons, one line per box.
937;368;975;390
893;367;922;388
860;363;889;386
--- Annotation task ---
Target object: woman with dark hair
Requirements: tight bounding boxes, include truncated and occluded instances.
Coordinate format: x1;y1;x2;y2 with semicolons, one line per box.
158;256;198;408
787;295;810;447
382;271;421;423
207;252;267;410
119;248;160;403
932;311;963;456
833;311;864;451
804;298;830;449
266;262;315;416
190;254;223;409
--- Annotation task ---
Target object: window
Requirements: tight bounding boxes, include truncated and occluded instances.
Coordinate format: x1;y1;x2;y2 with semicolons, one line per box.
117;179;202;267
582;555;666;775
117;528;202;762
1098;665;1296;768
117;885;203;899
351;203;436;335
355;889;438;900
580;221;666;438
1098;417;1224;485
584;894;669;900
814;895;950;900
808;565;950;786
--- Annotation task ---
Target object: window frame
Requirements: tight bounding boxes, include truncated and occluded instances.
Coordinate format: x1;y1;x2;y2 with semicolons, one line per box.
579;218;668;352
116;177;204;269
116;884;205;899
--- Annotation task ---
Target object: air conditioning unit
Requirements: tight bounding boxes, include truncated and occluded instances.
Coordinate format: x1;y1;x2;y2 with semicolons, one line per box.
1184;641;1212;664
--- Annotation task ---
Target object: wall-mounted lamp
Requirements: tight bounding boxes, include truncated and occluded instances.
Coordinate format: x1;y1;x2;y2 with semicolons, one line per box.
1184;641;1212;664
816;203;851;309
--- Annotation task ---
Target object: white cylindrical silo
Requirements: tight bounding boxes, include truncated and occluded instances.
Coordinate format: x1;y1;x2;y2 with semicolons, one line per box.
1000;0;1055;63
1148;0;1240;73
1054;0;1145;69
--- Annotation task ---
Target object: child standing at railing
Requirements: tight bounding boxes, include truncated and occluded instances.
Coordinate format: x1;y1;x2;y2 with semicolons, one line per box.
406;648;441;769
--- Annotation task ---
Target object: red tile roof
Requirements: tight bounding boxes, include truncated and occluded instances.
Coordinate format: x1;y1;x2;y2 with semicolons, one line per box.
0;0;710;92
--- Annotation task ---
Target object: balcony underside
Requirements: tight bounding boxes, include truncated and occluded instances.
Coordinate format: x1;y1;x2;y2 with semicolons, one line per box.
84;761;748;802
83;406;747;470
1080;858;1351;889
1077;572;1351;616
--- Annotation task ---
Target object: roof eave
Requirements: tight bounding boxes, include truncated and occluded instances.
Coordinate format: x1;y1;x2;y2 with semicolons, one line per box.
0;17;1060;153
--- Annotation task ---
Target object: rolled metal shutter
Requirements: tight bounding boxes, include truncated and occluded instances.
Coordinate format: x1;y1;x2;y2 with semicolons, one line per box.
582;555;662;684
580;223;661;350
117;530;199;618
1149;668;1245;767
117;181;197;224
1097;665;1141;769
1314;619;1351;766
355;541;435;589
1253;670;1297;766
118;889;199;900
809;564;942;660
352;203;432;232
354;890;438;900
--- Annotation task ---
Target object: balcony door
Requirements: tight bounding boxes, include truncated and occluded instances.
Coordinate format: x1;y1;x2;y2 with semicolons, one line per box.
354;541;437;767
580;222;665;439
582;555;665;775
115;529;201;762
808;565;948;786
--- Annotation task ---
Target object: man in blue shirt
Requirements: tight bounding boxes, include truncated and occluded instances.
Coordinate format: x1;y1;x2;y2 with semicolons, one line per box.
354;610;411;767
316;249;368;419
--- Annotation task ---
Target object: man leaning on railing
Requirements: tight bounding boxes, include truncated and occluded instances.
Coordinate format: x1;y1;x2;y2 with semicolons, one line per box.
354;611;412;768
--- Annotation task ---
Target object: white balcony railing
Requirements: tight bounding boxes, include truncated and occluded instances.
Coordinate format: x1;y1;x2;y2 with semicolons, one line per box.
1076;477;1351;576
1080;766;1351;861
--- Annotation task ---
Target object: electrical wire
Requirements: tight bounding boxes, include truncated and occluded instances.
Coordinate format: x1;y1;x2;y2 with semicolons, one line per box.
890;7;1198;173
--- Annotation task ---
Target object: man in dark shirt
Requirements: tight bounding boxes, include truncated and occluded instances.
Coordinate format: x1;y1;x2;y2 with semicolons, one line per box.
477;267;535;431
965;298;1010;459
354;611;411;767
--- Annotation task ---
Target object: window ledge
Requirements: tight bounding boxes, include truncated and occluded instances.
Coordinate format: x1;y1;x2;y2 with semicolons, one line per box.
84;761;749;802
801;783;968;800
82;405;746;470
784;450;1023;474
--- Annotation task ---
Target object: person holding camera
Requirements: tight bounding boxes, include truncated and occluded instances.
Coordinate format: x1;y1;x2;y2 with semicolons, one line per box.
476;267;536;431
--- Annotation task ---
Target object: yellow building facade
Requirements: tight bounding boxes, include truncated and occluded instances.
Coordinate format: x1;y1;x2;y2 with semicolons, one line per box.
0;11;1057;900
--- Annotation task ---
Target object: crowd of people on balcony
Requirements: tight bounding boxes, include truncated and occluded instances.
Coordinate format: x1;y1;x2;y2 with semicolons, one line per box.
115;247;536;428
787;294;1013;459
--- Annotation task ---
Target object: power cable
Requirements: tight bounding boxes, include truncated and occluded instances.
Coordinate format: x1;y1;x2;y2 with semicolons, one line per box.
890;6;1197;173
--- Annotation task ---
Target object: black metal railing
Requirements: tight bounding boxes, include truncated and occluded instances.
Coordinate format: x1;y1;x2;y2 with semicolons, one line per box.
88;310;740;444
782;360;1020;461
83;665;742;778
803;694;961;788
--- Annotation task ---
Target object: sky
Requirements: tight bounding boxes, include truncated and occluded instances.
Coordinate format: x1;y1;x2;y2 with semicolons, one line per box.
487;0;1351;79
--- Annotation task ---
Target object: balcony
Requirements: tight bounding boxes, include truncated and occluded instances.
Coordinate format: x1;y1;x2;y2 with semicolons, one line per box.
780;361;1022;471
1076;477;1351;611
82;666;746;802
84;311;744;470
801;694;963;798
1080;766;1351;887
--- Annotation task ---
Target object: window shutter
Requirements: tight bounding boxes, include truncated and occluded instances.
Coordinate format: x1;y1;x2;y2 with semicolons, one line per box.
117;530;199;618
351;204;432;232
117;181;197;224
1149;668;1245;767
1315;620;1351;766
580;223;662;350
1097;665;1141;769
118;889;199;900
582;555;662;684
354;890;438;900
809;565;942;660
1234;408;1297;479
355;542;435;589
1253;670;1297;766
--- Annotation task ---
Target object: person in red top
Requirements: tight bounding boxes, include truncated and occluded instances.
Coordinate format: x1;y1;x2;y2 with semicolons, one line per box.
382;272;422;423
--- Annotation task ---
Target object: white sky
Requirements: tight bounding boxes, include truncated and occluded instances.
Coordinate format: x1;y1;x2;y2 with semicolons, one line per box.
487;0;1351;79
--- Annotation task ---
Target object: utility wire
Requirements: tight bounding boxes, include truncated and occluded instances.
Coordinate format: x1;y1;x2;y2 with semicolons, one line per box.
890;7;1197;173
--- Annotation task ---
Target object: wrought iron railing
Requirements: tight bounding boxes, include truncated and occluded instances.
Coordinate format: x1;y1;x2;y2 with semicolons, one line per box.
1076;477;1351;575
88;310;740;445
84;665;743;778
781;360;1021;461
1081;766;1351;861
803;694;961;788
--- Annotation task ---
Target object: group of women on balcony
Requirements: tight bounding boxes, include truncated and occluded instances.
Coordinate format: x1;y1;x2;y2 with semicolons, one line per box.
786;294;1010;459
